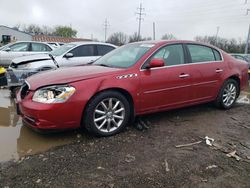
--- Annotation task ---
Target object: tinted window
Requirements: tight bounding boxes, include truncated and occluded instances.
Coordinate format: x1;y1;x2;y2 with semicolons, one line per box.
9;42;29;52
151;44;184;66
213;49;222;61
69;45;95;57
97;45;115;56
187;44;215;63
31;43;52;52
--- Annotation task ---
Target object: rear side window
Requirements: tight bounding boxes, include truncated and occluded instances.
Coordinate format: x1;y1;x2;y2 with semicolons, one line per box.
31;43;52;52
97;45;115;56
151;44;185;66
213;49;222;61
9;42;29;52
187;44;215;63
69;45;95;57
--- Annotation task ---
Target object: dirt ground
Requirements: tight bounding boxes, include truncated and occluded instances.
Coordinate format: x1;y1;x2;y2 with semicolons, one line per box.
0;95;250;187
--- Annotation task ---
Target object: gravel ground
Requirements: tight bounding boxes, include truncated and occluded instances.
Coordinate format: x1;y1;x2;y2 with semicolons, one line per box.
0;102;250;188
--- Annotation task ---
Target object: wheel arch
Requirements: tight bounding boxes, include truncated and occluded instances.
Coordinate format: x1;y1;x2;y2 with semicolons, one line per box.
227;75;241;97
81;87;135;127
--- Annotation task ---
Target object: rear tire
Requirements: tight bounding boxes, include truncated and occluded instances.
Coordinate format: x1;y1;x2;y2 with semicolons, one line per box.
215;79;239;109
83;91;131;137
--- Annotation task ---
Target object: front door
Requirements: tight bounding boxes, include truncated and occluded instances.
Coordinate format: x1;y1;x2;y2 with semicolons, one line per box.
139;44;192;112
61;45;97;67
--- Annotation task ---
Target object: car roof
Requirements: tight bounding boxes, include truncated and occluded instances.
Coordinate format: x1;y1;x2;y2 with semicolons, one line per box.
68;41;117;48
8;41;51;45
131;40;223;51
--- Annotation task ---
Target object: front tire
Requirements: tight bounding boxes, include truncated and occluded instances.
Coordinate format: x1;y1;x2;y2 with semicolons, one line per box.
215;79;239;109
83;91;131;137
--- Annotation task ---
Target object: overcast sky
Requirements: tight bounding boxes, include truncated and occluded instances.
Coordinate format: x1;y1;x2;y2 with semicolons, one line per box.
0;0;250;41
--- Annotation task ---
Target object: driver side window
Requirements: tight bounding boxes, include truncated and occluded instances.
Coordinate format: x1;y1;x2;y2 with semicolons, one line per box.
69;45;95;57
151;44;184;66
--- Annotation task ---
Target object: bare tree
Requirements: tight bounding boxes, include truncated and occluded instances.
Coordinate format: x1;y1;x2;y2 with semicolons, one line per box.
107;32;128;46
161;33;177;40
194;35;245;53
22;24;43;34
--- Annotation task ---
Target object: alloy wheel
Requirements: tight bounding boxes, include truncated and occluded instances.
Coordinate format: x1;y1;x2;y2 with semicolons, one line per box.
93;98;125;133
222;83;237;107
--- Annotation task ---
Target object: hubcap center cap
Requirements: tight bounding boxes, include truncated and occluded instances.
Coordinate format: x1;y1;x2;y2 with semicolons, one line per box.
107;112;113;118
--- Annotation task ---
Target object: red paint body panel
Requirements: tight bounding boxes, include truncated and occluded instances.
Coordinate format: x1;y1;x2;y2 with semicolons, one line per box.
16;40;249;130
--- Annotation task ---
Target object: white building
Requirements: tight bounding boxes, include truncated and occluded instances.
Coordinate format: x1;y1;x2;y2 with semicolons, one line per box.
0;25;32;45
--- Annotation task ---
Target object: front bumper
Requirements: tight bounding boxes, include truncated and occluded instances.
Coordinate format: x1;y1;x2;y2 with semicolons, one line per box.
16;88;85;131
6;68;39;87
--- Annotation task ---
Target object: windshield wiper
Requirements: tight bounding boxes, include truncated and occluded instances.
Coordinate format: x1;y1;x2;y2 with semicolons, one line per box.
49;54;59;68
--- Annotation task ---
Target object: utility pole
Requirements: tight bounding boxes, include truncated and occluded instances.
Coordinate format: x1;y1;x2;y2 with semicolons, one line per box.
245;9;250;54
215;26;220;45
103;18;110;42
153;22;156;40
245;24;250;54
136;3;146;41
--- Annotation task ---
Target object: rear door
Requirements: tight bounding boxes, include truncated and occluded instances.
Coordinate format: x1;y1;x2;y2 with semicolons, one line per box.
61;44;96;66
139;44;193;112
185;44;225;101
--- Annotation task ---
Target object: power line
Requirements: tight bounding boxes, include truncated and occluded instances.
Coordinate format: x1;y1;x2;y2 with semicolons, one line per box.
136;3;146;41
103;18;110;42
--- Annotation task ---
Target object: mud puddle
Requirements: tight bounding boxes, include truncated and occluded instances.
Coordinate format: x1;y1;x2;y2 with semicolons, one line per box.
0;89;81;162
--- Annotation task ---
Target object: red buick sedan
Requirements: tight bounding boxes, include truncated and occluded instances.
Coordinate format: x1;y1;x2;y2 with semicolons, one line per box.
16;40;249;136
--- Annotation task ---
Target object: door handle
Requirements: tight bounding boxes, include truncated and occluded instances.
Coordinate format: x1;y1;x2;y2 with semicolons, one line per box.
215;69;223;73
179;73;190;78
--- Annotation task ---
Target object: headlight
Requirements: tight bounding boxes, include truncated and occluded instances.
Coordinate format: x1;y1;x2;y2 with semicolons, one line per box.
32;85;76;104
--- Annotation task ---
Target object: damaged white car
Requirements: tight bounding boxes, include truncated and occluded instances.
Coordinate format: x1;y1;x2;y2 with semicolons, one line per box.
6;42;116;93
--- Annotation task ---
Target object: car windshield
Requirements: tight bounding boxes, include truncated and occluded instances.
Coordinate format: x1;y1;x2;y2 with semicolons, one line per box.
0;43;11;51
50;44;76;56
93;43;154;68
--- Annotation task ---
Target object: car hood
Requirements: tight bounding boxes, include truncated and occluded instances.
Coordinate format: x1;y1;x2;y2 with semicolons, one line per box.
11;53;52;65
26;65;122;90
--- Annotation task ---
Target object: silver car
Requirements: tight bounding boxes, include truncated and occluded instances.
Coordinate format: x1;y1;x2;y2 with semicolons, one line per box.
7;42;117;88
0;41;54;67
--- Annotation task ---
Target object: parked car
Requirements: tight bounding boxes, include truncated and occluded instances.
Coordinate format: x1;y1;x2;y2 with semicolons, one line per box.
6;42;117;90
231;53;250;75
16;40;249;136
47;42;64;48
0;41;54;67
